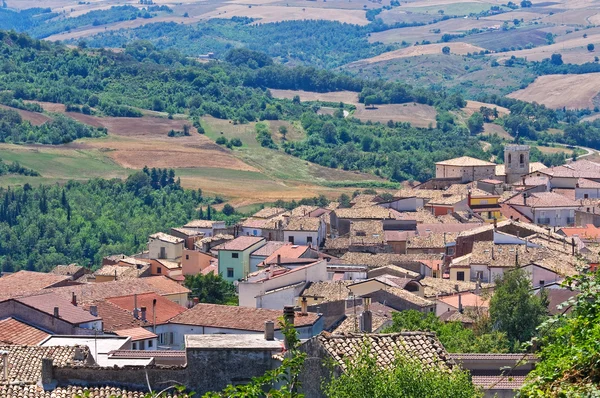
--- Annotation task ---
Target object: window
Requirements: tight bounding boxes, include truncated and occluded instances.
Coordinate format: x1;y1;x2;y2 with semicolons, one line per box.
148;340;153;348
139;341;145;350
520;154;525;165
288;236;295;244
159;332;173;345
227;268;234;278
508;154;512;164
447;246;455;256
156;267;161;274
457;271;465;281
253;230;258;236
132;342;137;350
160;247;166;259
185;254;189;260
476;271;484;281
307;236;313;244
232;252;239;259
585;194;589;199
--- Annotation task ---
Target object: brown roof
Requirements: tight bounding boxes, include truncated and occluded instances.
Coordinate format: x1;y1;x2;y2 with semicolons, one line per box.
577;177;600;188
538;159;600;179
384;230;415;242
499;204;532;223
417;223;484;235
0;345;90;385
436;156;495;167
496;162;546;176
300;281;353;302
218;236;265;251
471;375;527;390
15;293;100;325
333;303;394;334
334;206;397;220
285;216;321;232
241;218;269;228
169;303;320;331
419;276;491;298
316;332;454;372
114;327;157;341
261;244;310;266
0;318;49;345
82;300;145;332
184;220;223;228
50;264;84;277
251;241;287;257
289;205;320;217
47;276;190;305
438;310;476;324
341;252;441;272
252;207;286;219
106;292;186;325
407;232;458;249
0;271;72;301
170;227;204;237
0;385;153;397
93;264;150;279
149;232;184;244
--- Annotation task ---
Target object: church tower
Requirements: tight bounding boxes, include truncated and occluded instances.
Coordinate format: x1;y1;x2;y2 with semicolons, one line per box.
504;144;530;184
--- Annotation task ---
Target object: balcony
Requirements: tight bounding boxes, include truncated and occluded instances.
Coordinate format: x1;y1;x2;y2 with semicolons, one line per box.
537;217;551;225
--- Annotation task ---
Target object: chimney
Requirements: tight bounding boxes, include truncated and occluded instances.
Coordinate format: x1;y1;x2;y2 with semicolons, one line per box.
523;192;527;206
522;176;526;186
53;307;59;318
192;297;199;305
458;293;463;314
89;305;98;317
133;294;139;319
277;254;281;266
152;298;157;334
71;292;77;306
283;306;296;350
491;246;495;260
360;296;373;333
40;358;53;386
572;238;576;255
467;191;472;207
539;280;545;290
140;306;147;322
300;297;308;315
0;351;8;381
493;217;497;229
264;321;275;341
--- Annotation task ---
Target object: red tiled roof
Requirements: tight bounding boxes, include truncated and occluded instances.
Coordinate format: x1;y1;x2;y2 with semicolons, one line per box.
505;192;580;208
201;264;218;276
82;300;145;332
559;224;600;240
15;293;100;325
383;230;415;242
169;303;320;331
499;204;532;223
106;292;186;325
439;293;489;309
539;159;600;179
139;276;191;295
471;375;527;390
577;177;600;188
261;244;310;266
0;317;49;345
0;271;72;301
114;327;157;341
218;236;265;251
109;350;185;358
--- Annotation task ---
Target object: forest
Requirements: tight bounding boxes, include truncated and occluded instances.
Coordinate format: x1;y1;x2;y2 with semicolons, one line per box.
0;168;241;273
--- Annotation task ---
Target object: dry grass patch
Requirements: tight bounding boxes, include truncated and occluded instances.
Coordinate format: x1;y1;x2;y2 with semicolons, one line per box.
464;101;510;117
351;42;485;65
269;89;359;104
0;105;52;126
353;103;437;128
481;123;512;139
507;74;600;109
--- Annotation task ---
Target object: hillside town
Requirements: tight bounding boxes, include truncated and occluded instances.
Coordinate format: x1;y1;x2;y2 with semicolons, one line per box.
0;144;596;396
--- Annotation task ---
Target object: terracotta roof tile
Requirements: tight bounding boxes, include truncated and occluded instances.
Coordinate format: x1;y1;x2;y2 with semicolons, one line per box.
0;318;49;345
419;276;491;298
114;327;157;341
82;301;144;332
149;232;184;244
439;293;489;309
106;292;186;325
333;303;394;334
285;217;321;232
218;236;265;251
261;244;310;266
15;293;100;325
170;303;320;331
538;159;600;179
50;264;84;277
471;375;527;390
184;220;223;228
94;264;150;279
316;332;454;371
289;205;320;217
0;385;157;398
252;207;286;219
334;206;397;220
0;271;72;301
436;156;495;167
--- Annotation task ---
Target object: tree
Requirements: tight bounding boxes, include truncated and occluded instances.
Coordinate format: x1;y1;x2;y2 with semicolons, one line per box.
184;273;237;305
489;268;547;347
588;43;595;52
278;125;288;140
550;53;563;66
364;95;377;109
520;0;532;7
520;272;600;396
222;203;235;216
323;342;482;398
442;46;451;55
467;112;484;135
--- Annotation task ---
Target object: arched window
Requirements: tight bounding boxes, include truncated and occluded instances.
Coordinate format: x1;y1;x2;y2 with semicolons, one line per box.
520;154;525;164
508;154;512;164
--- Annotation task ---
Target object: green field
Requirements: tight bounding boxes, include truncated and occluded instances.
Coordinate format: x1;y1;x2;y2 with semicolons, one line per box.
402;3;499;16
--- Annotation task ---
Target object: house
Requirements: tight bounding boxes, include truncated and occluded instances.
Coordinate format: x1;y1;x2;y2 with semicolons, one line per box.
182;219;227;237
575;177;600;199
383;230;416;254
346;279;435;313
252;207;287;219
0;270;78;301
249;241;287;272
170;227;205;249
558;224;600;243
0;292;102;335
532;159;600;189
468;191;503;223
331;302;395;334
283;217;325;247
405;232;458;255
504;192;580;227
476;179;505;195
197;233;234;254
148;232;184;261
435;156;496;183
50;264;88;281
148;259;182;279
240;216;286;241
105;292;187;328
182;249;215;276
341;252;437;277
217;236;267;282
0;317;49;345
114;327;158;351
94;262;151;282
436;292;489;317
331;206;399;235
298;332;456;398
238;259;327;309
159;304;323;348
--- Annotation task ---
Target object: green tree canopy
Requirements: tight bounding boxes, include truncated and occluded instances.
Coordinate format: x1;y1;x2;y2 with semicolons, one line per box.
184;272;237;305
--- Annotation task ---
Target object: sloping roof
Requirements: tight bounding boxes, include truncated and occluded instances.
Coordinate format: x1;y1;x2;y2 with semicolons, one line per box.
436;156;495;167
0;386;152;398
15;293;100;325
218;236;265;251
438;293;489;309
577;177;600;188
0;317;49;345
0;271;72;301
419;276;491;298
407;232;458;249
538;159;600;179
289;205;320;217
333;303;395;334
170;227;204;237
48;276;190;305
106;292;186;325
316;332;454;372
149;232;184;244
50;264;84;277
384;230;415;242
0;345;90;385
341;252;441;272
471;375;527;390
93;264;150;279
261;244;311;266
300;281;353;302
251;241;287;257
334;206;397;220
559;224;600;240
82;300;145;332
184;220;223;228
252;207;287;219
241;218;269;229
114;327;157;341
285;217;321;232
438;310;476;324
152;259;182;270
169;303;320;331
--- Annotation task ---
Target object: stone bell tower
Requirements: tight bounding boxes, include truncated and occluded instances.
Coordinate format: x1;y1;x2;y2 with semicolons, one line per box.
504;144;530;184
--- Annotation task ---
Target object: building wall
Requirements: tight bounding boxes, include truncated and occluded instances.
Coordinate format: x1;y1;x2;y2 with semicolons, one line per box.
520;264;561;288
95;275;117;283
379;197;424;212
284;230;320;247
529;207;577;227
161;293;189;307
256;284;306;310
548;176;577;189
576;210;600;227
182;250;213;276
348;280;388;297
249;254;268;273
241;227;263;237
148;239;183;261
369;290;435;313
219;240;266;282
575;187;600;199
435;165;496;183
